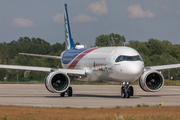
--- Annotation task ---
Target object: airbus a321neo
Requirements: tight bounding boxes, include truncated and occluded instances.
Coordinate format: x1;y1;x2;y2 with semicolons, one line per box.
1;4;180;98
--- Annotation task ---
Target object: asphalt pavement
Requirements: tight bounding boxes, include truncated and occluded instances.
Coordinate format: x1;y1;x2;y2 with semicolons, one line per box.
0;84;180;108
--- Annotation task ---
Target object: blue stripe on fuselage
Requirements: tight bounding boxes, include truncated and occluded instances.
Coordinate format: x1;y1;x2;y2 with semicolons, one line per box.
62;48;89;64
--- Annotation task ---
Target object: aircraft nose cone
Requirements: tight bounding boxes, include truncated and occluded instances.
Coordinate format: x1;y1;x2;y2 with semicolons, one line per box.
129;64;143;75
122;62;144;80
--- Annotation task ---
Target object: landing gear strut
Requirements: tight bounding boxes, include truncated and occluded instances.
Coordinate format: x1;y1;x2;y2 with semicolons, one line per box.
60;86;73;97
121;82;134;98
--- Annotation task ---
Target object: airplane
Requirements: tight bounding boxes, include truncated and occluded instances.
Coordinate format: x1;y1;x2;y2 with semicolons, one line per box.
0;4;180;98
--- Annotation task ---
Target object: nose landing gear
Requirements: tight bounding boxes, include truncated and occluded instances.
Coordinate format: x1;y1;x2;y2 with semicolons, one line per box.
121;82;134;98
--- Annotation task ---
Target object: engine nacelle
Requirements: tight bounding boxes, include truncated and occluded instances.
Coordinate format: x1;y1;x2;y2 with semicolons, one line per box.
45;71;70;93
139;70;164;92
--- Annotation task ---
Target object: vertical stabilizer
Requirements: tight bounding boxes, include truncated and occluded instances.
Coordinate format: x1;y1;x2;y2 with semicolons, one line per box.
64;4;75;49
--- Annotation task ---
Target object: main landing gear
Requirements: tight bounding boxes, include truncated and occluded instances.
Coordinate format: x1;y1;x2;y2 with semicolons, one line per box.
121;82;134;98
60;86;73;97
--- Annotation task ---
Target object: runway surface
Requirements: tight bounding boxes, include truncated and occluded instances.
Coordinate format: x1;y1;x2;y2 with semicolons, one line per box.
0;84;180;108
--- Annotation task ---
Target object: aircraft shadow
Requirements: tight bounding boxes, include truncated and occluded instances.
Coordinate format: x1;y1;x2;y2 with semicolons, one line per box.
70;93;180;99
1;93;180;99
72;94;122;98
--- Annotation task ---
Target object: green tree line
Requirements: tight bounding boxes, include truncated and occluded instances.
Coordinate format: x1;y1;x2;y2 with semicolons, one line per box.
0;34;180;81
0;37;80;81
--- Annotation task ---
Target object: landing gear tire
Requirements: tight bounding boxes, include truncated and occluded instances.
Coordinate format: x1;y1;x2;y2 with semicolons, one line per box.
126;92;130;98
60;86;73;97
60;92;65;97
129;86;134;96
67;86;73;97
121;87;126;98
121;82;132;98
121;92;126;98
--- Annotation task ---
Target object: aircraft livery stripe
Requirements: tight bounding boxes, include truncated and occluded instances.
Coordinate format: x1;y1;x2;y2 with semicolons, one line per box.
67;47;100;69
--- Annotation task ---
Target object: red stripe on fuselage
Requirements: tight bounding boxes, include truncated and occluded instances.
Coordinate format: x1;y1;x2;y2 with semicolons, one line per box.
67;47;100;69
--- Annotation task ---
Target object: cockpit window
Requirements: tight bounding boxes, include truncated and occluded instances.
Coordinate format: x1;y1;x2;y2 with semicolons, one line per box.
133;55;142;61
115;56;123;62
115;55;142;62
123;56;133;61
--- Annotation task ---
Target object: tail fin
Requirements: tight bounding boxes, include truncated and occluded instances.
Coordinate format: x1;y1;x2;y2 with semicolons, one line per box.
64;4;75;49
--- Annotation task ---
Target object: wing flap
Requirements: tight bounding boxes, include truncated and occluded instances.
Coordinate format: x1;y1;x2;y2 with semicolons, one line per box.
145;64;180;71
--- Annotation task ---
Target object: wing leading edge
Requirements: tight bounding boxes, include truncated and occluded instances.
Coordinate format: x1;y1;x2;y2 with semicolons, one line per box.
19;53;61;59
145;64;180;71
0;64;85;75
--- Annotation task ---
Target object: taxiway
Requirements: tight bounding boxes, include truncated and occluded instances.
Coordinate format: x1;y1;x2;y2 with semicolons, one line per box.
0;84;180;108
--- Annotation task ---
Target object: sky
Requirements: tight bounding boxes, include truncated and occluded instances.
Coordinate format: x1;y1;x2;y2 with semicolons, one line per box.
0;0;180;47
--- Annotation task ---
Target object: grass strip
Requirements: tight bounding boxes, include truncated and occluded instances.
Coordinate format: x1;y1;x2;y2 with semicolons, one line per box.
0;105;180;120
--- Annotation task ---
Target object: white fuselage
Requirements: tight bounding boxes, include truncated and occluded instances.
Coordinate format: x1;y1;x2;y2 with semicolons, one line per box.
61;46;144;83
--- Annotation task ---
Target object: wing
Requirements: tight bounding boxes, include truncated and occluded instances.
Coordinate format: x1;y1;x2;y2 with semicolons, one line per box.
19;53;61;59
0;64;85;76
145;64;180;71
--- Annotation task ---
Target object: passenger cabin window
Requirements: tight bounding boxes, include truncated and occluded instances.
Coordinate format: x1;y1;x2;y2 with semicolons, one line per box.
115;55;142;62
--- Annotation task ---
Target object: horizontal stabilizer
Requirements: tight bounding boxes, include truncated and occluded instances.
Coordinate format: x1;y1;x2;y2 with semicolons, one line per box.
19;53;61;59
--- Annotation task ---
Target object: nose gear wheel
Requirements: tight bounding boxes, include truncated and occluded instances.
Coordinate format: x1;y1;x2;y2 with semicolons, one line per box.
121;82;134;98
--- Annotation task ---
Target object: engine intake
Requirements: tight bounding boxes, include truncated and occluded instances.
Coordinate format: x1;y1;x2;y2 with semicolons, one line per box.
45;71;70;93
139;70;164;92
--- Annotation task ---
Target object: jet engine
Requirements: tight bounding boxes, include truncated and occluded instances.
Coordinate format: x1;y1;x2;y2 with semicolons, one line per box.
139;70;164;92
45;71;70;93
